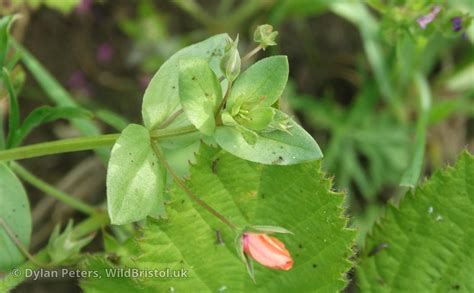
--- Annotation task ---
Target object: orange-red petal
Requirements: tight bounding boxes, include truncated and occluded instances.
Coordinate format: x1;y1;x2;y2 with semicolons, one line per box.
242;233;293;270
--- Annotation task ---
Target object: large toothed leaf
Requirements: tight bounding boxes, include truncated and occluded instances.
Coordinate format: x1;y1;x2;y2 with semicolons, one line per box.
82;144;354;292
106;124;165;225
358;151;474;292
0;164;31;272
215;110;322;165
226;56;289;109
142;34;229;130
178;57;222;136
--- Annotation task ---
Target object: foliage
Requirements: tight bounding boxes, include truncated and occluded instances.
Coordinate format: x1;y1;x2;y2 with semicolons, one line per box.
0;164;31;272
358;152;474;292
0;0;472;292
82;144;354;292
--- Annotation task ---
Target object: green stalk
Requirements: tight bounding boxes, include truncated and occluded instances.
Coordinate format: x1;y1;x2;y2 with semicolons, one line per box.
151;141;237;231
10;162;96;215
0;134;120;162
0;126;199;162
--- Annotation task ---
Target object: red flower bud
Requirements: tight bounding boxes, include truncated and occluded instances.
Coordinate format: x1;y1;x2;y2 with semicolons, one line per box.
242;233;293;271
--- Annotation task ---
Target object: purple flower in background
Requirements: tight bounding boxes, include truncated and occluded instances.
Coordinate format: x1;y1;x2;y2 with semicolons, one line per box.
76;0;92;15
451;17;463;32
68;71;93;97
96;42;114;63
417;6;442;29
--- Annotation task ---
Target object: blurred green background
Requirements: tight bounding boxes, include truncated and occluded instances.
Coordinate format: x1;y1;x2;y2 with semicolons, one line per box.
1;0;473;291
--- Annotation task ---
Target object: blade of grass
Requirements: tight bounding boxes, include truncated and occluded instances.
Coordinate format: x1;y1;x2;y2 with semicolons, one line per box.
0;15;14;68
330;2;405;121
2;68;20;148
400;73;431;187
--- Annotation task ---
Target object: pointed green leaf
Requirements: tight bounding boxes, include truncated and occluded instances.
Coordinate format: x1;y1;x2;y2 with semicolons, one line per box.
358;151;474;292
0;164;31;272
82;144;354;291
0;15;14;68
178;57;222;136
226;56;289;109
10;106;93;147
215;111;322;165
106;124;165;225
142;34;229;130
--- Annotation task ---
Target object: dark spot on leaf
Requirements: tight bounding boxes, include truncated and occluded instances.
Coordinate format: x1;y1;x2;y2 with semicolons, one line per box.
452;284;460;290
172;86;176;89
312;264;317;268
368;243;389;257
298;244;303;249
215;230;224;245
211;159;219;174
261;193;265;199
129;152;132;155
192;76;197;80
181;200;185;204
12;209;15;212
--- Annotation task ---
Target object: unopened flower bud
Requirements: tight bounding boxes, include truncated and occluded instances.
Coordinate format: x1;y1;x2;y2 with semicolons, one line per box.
253;24;278;50
47;220;94;264
220;35;241;82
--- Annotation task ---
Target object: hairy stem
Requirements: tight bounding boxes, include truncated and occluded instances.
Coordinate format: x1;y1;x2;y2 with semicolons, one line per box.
151;141;237;231
11;162;96;215
241;45;262;63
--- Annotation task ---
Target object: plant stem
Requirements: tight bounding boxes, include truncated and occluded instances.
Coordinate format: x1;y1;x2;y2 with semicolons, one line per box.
0;134;119;162
151;141;237;231
150;125;197;139
217;80;233;114
0;218;49;267
241;45;262;63
10;162;96;215
157;109;184;129
0;125;199;162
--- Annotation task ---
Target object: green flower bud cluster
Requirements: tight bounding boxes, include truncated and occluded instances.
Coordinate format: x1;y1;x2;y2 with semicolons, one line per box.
47;220;95;264
253;24;278;50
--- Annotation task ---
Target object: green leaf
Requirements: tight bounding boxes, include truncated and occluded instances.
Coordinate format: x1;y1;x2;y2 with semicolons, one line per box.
82;144;354;291
400;74;431;188
142;34;229;130
1;69;20;149
11;41;109;162
226;56;289;110
215;110;322;165
0;15;14;68
0;163;31;272
106;124;166;225
358;151;474;292
178;57;222;136
10;106;93;147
